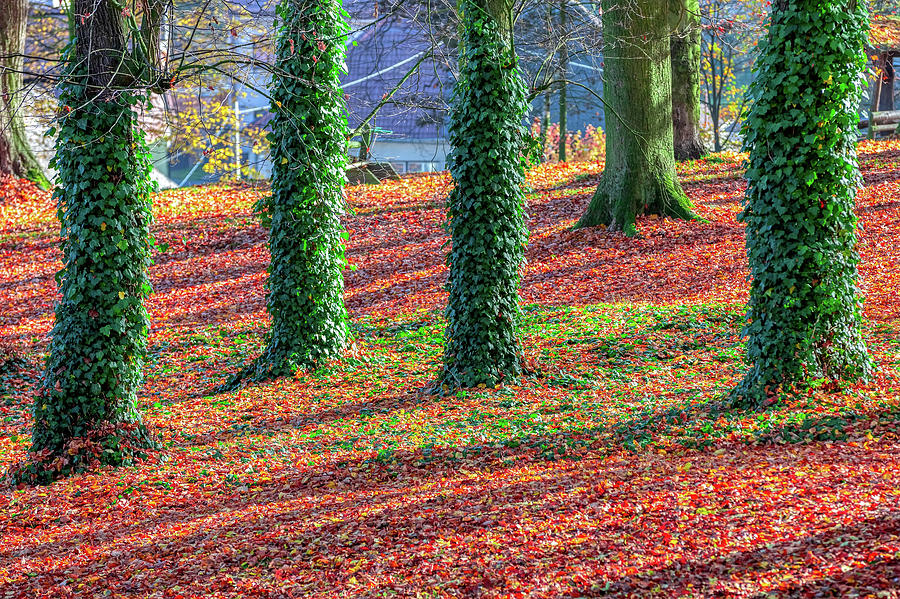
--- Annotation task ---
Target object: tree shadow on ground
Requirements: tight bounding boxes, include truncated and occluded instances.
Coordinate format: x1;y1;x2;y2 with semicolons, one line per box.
522;220;745;306
593;511;900;598
862;168;900;188
151;257;267;295
3;430;899;598
858;146;900;166
354;201;445;217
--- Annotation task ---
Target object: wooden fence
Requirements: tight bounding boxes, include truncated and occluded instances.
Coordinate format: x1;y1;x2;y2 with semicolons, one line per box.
859;110;900;139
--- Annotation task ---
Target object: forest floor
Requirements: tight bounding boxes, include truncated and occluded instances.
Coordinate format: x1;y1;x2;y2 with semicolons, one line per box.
1;142;900;598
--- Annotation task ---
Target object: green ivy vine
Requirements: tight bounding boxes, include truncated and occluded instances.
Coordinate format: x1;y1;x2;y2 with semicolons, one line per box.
229;0;351;386
734;0;873;406
441;0;529;389
15;45;157;484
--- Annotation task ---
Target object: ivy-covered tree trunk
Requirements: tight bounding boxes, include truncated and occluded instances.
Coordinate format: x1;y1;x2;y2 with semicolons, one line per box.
575;0;697;236
231;0;350;384
0;0;47;185
670;0;707;161
733;0;872;406
26;0;155;482
441;0;528;388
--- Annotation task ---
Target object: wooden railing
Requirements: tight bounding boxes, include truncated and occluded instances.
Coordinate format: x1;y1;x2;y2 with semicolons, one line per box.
859;110;900;138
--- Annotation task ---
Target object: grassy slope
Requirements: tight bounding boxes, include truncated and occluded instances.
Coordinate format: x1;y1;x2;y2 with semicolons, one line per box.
0;143;899;597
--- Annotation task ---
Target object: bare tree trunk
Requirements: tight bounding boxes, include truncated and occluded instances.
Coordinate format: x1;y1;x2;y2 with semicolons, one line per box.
0;0;46;184
557;0;568;162
880;57;895;111
576;0;697;235
870;54;885;113
542;91;551;156
670;0;707;160
73;0;131;94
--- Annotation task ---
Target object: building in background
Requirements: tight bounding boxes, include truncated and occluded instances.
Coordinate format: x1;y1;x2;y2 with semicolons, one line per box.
22;0;608;188
344;18;450;174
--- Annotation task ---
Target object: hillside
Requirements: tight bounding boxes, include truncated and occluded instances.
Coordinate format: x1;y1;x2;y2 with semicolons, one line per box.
1;143;899;597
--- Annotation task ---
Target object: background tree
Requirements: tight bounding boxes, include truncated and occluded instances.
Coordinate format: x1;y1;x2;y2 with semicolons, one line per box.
870;0;900;14
25;0;170;482
671;0;707;160
576;0;697;236
228;0;351;384
733;0;872;406
0;0;47;185
557;0;568;162
441;0;529;388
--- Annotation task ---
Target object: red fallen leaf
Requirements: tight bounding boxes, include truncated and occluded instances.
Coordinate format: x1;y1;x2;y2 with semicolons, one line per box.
1;143;900;598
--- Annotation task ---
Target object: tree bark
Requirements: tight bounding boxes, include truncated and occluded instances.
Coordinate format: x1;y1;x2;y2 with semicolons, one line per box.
879;56;895;111
73;0;131;93
557;0;568;162
0;0;45;184
870;54;885;114
670;0;707;160
542;90;551;157
576;0;697;236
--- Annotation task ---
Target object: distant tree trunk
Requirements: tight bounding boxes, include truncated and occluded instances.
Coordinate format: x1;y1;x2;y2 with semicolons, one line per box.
872;53;895;112
870;56;884;115
0;0;46;184
541;0;552;157
880;60;895;110
557;0;568;162
542;91;551;157
576;0;697;236
441;0;528;388
670;0;707;160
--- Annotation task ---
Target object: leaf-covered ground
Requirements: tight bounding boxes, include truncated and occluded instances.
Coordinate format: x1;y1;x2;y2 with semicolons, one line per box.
1;142;900;598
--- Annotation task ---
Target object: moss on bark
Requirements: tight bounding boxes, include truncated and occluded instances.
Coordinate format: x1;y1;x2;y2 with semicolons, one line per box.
576;0;698;236
670;0;707;161
0;0;47;186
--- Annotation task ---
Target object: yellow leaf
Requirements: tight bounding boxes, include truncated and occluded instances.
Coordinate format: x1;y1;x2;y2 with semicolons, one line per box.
118;291;125;300
100;222;107;231
281;157;288;164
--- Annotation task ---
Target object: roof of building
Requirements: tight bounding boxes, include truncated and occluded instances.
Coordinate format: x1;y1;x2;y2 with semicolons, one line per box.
342;20;451;141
